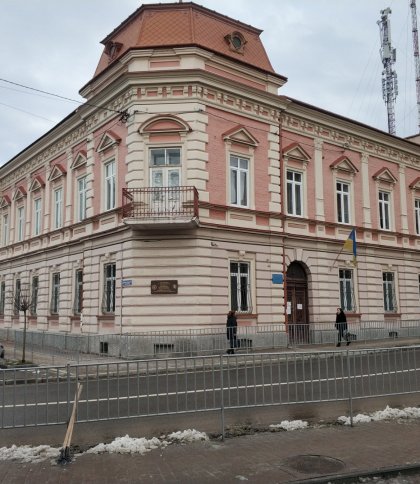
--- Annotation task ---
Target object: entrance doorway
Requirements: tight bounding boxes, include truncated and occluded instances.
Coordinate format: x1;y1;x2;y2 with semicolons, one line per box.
286;261;309;344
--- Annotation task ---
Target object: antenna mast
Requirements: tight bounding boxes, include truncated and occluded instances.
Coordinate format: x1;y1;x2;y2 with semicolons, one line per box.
410;0;420;132
378;8;398;135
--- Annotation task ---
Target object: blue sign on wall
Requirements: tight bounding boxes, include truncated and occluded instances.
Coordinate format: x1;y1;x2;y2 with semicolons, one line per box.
121;279;133;287
271;273;284;284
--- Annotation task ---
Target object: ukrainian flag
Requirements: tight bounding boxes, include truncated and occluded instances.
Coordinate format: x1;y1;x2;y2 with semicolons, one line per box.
343;228;357;266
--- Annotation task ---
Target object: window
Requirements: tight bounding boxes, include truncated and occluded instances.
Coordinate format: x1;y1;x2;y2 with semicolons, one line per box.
230;155;249;207
14;278;21;315
339;269;355;312
383;272;397;312
336;181;350;224
418;275;420;298
74;269;83;314
150;148;181;187
0;281;5;315
77;177;87;222
31;276;39;315
54;188;63;229
103;263;116;313
17;206;24;242
2;214;8;246
50;272;60;314
105;160;116;210
34;198;42;236
230;261;251;313
379;191;391;230
415;199;420;235
286;170;302;216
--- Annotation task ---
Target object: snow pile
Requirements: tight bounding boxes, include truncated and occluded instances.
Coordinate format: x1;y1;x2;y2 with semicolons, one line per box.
338;405;420;426
0;444;60;463
269;419;308;431
165;429;209;443
87;429;208;455
86;436;163;455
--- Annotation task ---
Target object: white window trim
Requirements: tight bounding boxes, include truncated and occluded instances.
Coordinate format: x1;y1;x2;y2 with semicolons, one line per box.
382;270;398;312
77;176;87;222
228;254;256;314
33;198;42;236
336;180;352;225
379;190;392;231
228;153;251;209
53;187;63;229
2;213;9;246
103;159;116;211
338;267;357;312
415;198;420;235
286;169;304;217
16;206;25;242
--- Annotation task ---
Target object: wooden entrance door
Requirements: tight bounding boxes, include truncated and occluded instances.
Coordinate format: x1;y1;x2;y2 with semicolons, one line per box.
286;262;309;344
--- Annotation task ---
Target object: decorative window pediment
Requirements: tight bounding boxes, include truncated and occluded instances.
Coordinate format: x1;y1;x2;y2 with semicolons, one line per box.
28;176;45;192
372;167;397;185
0;195;11;208
139;115;191;135
223;126;258;147
330;156;358;174
71;150;87;170
97;131;121;153
282;142;311;164
13;186;27;201
48;164;67;182
409;176;420;191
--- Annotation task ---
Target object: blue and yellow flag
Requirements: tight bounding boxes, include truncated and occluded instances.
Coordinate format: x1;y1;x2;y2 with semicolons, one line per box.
343;228;357;266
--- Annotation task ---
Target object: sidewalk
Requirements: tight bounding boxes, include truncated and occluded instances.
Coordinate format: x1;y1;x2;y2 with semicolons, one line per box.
1;418;420;483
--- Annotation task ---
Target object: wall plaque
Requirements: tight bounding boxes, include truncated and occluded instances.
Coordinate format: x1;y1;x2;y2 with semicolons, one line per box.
151;280;178;294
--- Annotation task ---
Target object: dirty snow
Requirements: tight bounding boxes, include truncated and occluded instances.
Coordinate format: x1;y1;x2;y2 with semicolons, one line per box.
0;444;60;463
86;429;208;455
337;405;420;426
269;419;309;431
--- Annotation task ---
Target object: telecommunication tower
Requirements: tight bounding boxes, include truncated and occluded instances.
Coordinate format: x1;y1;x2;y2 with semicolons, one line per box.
410;0;420;132
378;8;398;135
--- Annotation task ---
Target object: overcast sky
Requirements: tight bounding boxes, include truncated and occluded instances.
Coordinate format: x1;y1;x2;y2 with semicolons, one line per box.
0;0;418;165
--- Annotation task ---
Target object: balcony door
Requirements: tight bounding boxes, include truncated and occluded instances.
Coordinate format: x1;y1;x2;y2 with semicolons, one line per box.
150;148;181;213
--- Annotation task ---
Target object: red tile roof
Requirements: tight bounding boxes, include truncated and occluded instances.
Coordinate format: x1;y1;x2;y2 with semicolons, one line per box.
93;2;278;78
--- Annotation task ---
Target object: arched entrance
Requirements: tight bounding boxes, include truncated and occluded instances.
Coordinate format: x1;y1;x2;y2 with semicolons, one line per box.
286;261;309;344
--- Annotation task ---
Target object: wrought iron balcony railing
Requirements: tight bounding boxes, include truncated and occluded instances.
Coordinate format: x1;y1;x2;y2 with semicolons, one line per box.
122;186;199;227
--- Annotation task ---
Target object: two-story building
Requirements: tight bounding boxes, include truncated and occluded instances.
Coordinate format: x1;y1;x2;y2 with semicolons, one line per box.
0;2;419;337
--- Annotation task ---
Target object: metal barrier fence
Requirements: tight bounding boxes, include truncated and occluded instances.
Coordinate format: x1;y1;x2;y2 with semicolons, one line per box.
1;320;420;363
2;345;420;430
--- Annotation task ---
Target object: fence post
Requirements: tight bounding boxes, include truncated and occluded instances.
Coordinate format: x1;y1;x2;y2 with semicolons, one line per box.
220;354;225;441
346;348;353;427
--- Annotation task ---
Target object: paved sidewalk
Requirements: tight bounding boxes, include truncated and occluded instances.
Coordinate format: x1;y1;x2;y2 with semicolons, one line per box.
1;419;420;483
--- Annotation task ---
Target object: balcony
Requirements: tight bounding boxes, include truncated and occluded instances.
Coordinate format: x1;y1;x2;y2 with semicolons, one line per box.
122;186;199;230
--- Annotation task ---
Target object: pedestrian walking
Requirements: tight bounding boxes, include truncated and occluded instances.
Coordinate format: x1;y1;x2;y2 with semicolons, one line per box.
0;343;4;359
335;307;350;347
226;310;238;354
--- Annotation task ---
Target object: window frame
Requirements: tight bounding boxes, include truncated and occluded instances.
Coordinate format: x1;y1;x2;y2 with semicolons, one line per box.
31;276;39;316
229;154;250;208
336;181;351;224
77;176;87;222
102;262;116;313
14;278;21;315
415;199;420;235
74;269;83;315
229;260;252;314
0;281;5;315
50;272;60;315
339;268;356;312
383;271;397;312
33;198;42;236
379;190;391;231
53;187;63;229
16;206;25;242
286;169;303;216
2;213;9;246
104;160;116;211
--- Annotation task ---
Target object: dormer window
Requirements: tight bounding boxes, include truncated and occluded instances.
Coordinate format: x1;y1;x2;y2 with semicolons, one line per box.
225;31;247;53
105;41;122;62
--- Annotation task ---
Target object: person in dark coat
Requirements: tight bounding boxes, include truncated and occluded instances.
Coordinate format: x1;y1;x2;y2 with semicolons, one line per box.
226;310;238;354
335;307;349;347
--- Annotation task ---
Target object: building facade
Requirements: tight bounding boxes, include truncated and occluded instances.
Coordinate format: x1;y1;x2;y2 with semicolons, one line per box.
0;2;419;336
